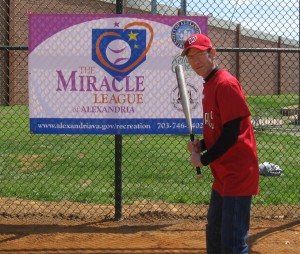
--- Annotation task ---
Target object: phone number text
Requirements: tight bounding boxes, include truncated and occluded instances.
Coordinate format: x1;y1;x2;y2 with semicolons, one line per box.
157;122;203;129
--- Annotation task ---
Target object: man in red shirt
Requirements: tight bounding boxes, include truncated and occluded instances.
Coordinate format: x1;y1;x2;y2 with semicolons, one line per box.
182;34;259;254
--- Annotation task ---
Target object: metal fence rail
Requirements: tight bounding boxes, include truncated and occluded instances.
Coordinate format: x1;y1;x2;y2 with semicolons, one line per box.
0;0;299;221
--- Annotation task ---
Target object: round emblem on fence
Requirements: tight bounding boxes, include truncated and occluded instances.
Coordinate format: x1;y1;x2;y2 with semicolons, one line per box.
171;20;201;49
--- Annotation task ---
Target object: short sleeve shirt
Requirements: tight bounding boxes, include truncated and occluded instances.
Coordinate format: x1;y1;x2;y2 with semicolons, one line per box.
202;69;259;196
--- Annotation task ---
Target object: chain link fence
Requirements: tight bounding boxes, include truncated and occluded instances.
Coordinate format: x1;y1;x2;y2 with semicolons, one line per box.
0;0;299;221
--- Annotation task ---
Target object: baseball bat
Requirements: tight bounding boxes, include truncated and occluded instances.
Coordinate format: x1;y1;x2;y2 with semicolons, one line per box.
175;64;203;179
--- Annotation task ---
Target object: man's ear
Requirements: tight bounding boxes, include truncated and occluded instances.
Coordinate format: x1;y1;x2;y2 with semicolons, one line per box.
209;48;217;59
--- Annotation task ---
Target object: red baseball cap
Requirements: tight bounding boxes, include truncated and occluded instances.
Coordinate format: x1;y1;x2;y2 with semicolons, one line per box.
181;34;213;56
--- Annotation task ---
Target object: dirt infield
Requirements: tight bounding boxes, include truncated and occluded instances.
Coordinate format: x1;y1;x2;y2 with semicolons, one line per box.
0;217;299;254
0;198;299;254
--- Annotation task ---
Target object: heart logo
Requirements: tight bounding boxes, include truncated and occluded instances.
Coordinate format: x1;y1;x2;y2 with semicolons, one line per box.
95;22;154;76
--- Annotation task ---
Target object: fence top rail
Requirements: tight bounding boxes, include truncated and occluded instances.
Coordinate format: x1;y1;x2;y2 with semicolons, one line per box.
217;48;300;53
0;45;28;50
1;45;299;53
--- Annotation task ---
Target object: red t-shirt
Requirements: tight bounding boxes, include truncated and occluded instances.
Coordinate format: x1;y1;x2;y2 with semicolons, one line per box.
202;69;259;196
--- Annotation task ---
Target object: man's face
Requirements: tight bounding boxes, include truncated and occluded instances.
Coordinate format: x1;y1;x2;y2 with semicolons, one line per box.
186;48;216;79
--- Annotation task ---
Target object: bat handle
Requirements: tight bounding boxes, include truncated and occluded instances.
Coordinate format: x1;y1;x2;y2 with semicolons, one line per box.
190;134;204;179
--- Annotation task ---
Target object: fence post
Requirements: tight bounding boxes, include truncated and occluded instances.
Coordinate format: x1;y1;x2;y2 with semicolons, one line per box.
0;0;10;105
151;0;157;15
180;0;186;16
114;0;124;221
236;24;240;81
277;36;281;95
116;0;124;15
115;134;123;221
298;0;300;124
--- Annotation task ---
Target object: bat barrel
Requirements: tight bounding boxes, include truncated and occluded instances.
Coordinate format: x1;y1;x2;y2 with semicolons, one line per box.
175;65;193;134
175;64;203;180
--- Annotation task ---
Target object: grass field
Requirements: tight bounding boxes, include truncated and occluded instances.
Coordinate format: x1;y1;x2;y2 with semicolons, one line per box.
0;95;299;207
246;94;298;110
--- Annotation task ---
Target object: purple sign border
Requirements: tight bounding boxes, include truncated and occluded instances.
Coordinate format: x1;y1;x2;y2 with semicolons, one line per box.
29;14;208;53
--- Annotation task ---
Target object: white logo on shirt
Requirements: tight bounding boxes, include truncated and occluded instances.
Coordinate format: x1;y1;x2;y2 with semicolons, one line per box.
204;111;214;129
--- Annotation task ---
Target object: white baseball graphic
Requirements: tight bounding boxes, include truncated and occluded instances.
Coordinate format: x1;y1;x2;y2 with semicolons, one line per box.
106;39;131;65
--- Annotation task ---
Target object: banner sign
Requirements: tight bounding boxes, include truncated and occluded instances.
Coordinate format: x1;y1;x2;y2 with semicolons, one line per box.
29;14;207;134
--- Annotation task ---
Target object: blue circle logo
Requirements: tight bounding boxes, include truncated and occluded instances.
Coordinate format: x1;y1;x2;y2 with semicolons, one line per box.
171;20;201;49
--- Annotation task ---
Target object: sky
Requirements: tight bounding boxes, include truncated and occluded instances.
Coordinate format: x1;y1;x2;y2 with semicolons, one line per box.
156;0;299;40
